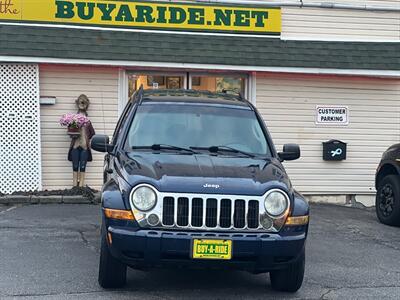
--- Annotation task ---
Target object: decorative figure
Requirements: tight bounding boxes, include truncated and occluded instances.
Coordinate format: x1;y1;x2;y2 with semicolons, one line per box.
60;94;95;187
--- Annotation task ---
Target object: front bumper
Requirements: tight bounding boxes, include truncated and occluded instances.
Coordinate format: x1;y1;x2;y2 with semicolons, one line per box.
107;226;307;274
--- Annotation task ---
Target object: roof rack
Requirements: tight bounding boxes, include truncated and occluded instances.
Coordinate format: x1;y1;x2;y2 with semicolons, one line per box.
134;88;248;104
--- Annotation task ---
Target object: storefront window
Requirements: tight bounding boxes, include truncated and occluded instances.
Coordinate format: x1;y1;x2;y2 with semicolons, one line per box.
128;74;185;98
127;73;247;99
191;75;246;95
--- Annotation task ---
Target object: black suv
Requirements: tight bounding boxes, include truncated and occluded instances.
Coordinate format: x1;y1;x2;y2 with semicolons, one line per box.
91;89;309;292
375;144;400;225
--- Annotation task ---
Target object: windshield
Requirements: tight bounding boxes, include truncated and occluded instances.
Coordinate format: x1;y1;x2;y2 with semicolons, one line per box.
125;103;271;156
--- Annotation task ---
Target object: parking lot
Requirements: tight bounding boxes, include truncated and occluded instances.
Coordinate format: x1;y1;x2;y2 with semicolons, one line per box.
1;203;400;299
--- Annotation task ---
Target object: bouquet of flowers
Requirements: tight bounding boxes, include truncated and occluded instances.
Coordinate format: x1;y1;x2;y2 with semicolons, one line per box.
59;113;90;136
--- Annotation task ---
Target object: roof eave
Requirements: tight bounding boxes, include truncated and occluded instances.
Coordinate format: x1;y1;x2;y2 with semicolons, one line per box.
1;55;399;78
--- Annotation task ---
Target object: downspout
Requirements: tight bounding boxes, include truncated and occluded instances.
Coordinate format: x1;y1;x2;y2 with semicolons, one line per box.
190;0;400;12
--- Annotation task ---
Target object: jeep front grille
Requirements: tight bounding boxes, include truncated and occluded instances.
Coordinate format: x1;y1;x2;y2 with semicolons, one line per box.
129;185;291;233
162;196;260;230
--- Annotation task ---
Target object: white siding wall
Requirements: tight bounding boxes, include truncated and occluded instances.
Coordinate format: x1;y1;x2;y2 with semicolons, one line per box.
302;0;399;6
191;0;400;41
39;65;119;190
185;0;400;5
282;7;400;41
256;73;400;195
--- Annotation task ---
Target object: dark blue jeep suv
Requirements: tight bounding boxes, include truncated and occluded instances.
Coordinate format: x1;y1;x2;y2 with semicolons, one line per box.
91;89;309;292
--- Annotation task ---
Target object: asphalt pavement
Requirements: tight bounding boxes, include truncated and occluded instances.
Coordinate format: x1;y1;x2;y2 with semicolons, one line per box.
1;203;400;299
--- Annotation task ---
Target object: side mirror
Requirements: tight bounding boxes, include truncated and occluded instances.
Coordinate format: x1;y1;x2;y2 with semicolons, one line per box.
278;144;300;161
91;134;114;153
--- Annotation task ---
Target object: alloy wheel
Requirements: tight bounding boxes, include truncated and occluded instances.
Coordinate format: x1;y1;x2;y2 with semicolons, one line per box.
379;183;395;217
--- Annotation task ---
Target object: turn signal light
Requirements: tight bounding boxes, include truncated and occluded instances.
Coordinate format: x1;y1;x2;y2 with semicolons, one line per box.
103;208;135;221
285;215;309;226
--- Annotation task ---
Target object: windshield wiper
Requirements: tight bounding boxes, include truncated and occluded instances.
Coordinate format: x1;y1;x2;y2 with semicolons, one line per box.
190;146;256;158
132;144;198;154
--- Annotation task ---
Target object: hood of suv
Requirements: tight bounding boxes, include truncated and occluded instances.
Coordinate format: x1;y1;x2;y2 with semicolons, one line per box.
118;152;291;195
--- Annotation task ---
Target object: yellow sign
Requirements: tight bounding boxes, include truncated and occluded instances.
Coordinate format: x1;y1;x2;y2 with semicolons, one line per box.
0;0;281;35
192;239;232;260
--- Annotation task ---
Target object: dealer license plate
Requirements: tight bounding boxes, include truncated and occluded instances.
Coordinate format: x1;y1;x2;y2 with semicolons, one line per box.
192;239;232;260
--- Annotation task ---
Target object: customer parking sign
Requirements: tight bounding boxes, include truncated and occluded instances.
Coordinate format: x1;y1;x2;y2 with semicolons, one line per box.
316;105;349;126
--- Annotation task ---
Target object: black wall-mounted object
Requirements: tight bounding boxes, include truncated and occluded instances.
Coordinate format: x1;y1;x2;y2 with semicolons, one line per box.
323;140;347;161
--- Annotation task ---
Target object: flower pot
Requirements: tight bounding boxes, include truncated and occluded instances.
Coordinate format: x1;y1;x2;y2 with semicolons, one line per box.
67;127;80;137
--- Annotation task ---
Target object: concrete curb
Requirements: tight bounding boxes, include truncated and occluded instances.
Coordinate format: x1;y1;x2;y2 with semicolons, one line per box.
0;193;101;205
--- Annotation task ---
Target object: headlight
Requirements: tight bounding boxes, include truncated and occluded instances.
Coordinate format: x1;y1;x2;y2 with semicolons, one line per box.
264;189;289;217
131;185;157;211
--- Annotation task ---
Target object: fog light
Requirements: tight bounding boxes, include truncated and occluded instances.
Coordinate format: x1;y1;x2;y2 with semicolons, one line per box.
147;214;160;226
260;215;273;229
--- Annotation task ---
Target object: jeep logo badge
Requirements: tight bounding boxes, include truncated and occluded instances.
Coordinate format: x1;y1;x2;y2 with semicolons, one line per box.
203;184;220;189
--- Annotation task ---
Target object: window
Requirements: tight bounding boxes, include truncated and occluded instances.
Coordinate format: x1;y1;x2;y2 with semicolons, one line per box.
190;75;246;95
127;72;248;99
128;73;185;98
125;104;270;156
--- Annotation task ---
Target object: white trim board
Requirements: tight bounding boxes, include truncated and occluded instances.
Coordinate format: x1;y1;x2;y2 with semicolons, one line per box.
0;22;281;39
1;55;400;78
282;36;400;43
249;72;257;105
118;68;128;117
1;22;399;43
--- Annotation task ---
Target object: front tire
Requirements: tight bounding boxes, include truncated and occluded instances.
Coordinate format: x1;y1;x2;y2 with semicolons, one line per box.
98;231;127;289
270;250;305;293
376;175;400;226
